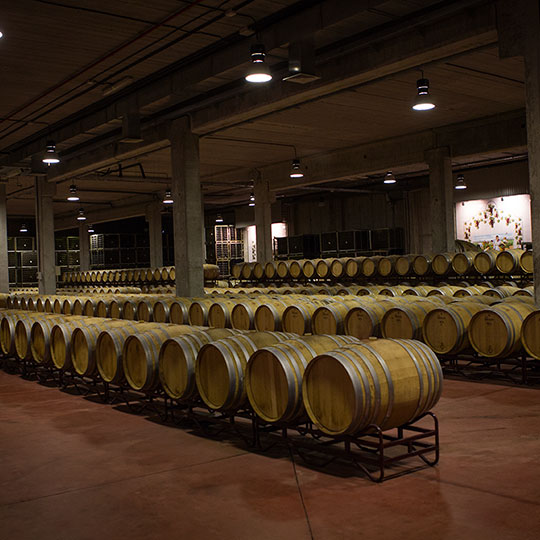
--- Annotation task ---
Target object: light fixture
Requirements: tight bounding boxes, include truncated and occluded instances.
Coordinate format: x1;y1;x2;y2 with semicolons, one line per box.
163;189;174;204
88;224;95;233
77;208;86;221
19;223;28;233
383;171;397;184
290;159;304;178
245;44;272;83
216;214;224;223
412;77;436;111
249;192;255;206
42;140;60;164
0;31;3;39
454;174;467;190
67;184;80;201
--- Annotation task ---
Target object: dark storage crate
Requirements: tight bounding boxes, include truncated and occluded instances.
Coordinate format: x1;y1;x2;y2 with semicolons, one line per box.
136;233;150;248
355;230;372;251
8;251;18;267
55;237;67;251
371;229;390;250
136;248;150;265
104;234;119;249
230;243;244;259
320;232;338;252
22;268;37;283
21;251;37;266
276;237;288;256
90;234;103;250
67;236;79;250
303;234;321;259
120;249;136;264
288;235;303;255
120;234;136;248
68;252;80;265
8;268;17;283
338;231;355;251
104;250;120;265
90;250;104;266
56;252;68;266
16;237;34;251
8;237;15;251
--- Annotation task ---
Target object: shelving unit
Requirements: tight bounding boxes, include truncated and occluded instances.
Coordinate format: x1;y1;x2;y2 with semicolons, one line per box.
55;235;80;278
89;233;151;269
215;225;244;277
8;236;38;286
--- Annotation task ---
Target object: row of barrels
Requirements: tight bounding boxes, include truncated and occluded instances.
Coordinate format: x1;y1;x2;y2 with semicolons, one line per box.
62;264;220;284
233;249;533;281
0;309;442;436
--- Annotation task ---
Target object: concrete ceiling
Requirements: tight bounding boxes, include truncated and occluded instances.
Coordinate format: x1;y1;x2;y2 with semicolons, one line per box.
0;0;529;224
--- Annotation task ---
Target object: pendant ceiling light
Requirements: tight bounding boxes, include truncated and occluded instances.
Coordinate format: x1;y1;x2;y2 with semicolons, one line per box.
245;44;272;83
412;77;435;111
216;214;224;223
383;171;397;184
290;158;304;178
249;192;255;206
67;184;79;201
88;224;95;233
77;208;86;221
163;189;174;204
19;223;28;233
42;140;60;164
454;174;467;190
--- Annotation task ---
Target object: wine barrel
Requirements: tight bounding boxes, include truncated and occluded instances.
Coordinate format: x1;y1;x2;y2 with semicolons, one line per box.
158;328;237;400
253;263;265;280
282;302;323;335
15;315;61;361
520;251;533;274
246;335;360;424
453;285;488;297
241;262;255;280
208;300;237;328
276;261;291;279
403;285;437;297
362;257;381;278
136;299;154;322
122;299;138;320
196;331;291;411
422;302;486;355
254;299;290;331
302;339;443;435
412;255;433;276
496;249;525;274
316;259;331;279
152;299;175;323
188;299;214;326
473;250;497;274
123;325;206;391
204;264;220;281
231;264;242;279
289;260;303;279
344;301;394;339
31;316;80;366
264;262;277;279
330;258;349;279
302;260;316;279
344;257;366;279
381;301;439;340
378;255;399;277
1;312;40;356
231;301;258;330
514;286;534;297
521;310;540;360
169;299;190;325
312;300;364;335
432;253;454;276
395;255;416;276
468;302;536;357
427;286;463;297
451;252;477;275
83;298;99;317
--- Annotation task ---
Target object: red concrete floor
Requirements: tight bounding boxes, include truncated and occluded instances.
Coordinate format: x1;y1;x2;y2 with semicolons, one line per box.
1;370;540;540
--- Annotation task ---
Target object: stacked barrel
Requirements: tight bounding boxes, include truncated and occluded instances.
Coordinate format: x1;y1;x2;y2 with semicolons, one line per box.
231;249;533;282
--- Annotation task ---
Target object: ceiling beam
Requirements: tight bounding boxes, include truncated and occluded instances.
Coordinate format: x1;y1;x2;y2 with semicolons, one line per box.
192;1;497;134
200;109;527;191
0;0;389;168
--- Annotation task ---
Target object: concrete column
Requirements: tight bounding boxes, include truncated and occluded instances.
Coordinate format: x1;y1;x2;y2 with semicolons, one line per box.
254;175;273;263
425;147;455;253
0;184;9;293
35;177;56;294
145;201;163;268
169;117;204;297
78;222;90;271
522;2;540;305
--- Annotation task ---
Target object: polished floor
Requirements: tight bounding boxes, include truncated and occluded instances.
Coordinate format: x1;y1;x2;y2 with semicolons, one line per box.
1;368;540;540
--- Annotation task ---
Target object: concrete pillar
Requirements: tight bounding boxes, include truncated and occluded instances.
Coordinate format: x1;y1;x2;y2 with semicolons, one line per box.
169;117;204;297
522;2;540;305
79;222;90;271
35;177;56;294
145;201;163;268
425;147;455;253
254;175;273;263
498;0;540;304
0;184;9;293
